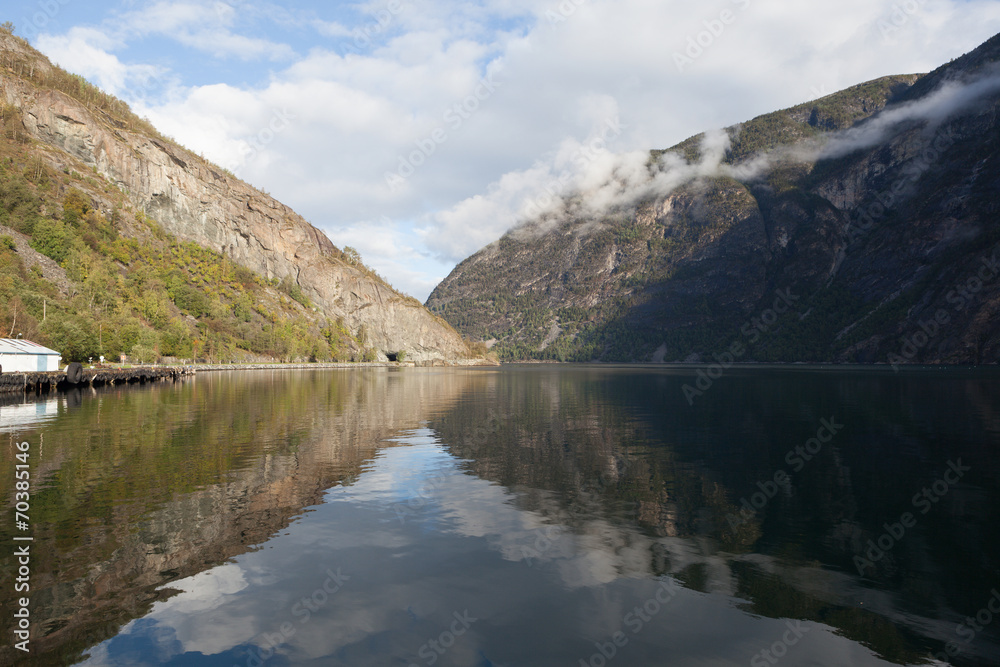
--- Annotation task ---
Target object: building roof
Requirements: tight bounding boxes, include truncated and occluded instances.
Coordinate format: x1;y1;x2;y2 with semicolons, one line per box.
0;339;61;356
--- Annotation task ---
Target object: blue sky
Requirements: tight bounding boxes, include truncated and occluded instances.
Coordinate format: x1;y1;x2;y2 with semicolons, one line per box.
13;0;1000;299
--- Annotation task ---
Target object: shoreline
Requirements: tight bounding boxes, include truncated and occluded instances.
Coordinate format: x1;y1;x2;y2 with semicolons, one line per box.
0;359;499;395
188;359;499;371
501;361;999;372
0;366;192;395
108;359;1000;372
3;359;991;396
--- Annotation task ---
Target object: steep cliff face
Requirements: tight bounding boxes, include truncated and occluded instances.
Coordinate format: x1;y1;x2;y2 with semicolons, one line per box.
0;32;471;362
429;35;1000;365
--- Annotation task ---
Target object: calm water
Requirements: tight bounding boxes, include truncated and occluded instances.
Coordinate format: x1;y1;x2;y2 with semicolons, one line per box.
1;366;999;666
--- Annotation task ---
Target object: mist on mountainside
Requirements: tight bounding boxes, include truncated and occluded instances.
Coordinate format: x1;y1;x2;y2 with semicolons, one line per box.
428;33;1000;365
509;65;1000;243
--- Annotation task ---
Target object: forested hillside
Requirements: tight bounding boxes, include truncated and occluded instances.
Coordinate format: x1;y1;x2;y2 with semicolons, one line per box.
0;151;369;363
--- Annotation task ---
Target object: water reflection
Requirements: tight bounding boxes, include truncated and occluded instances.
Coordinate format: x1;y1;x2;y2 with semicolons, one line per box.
1;369;476;665
0;366;997;666
429;366;1000;666
73;436;897;667
0;395;63;433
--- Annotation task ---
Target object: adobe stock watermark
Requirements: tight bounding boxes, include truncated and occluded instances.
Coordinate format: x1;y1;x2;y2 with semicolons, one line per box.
750;620;811;667
236;566;350;667
888;246;999;369
726;418;844;530
807;84;831;102
407;610;478;667
878;0;927;44
518;505;591;566
385;73;502;192
343;0;405;54
511;117;625;226
546;0;589;25
224;108;296;177
843;126;957;246
18;0;71;41
933;588;1000;663
578;578;680;667
854;459;970;576
390;471;451;524
682;288;800;406
673;0;753;72
520;523;567;566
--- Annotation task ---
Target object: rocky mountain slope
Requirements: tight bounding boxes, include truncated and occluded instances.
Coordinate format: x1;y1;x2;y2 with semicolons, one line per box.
428;33;1000;365
0;30;475;363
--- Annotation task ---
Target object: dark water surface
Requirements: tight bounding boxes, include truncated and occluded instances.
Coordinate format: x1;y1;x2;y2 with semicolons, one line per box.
1;366;999;666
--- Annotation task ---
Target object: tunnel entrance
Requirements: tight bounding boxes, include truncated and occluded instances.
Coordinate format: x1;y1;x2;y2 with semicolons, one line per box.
386;352;399;362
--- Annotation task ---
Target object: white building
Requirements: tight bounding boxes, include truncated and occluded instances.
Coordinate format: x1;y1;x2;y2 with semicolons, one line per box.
0;339;62;373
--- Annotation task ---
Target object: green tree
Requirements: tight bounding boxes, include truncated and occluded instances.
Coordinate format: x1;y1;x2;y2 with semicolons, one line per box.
40;312;99;362
62;188;91;226
130;343;156;364
29;219;73;263
232;295;253;322
169;284;210;317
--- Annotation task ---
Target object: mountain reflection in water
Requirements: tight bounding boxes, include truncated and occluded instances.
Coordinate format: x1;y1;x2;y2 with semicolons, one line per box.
1;366;998;666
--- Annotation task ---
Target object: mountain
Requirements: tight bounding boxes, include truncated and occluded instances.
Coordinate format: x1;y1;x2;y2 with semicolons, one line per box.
0;28;483;364
427;33;1000;366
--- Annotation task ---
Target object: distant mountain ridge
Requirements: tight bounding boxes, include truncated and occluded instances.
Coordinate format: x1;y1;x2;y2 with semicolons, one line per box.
428;33;1000;365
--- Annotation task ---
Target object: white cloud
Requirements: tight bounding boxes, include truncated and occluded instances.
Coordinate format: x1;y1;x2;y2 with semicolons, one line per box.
36;27;166;98
819;68;1000;159
313;19;353;38
117;1;296;61
320;217;453;297
175;30;294;61
137;563;254;658
121;1;222;35
30;0;1000;300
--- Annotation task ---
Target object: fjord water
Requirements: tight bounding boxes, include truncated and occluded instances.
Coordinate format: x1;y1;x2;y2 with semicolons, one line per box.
1;367;998;666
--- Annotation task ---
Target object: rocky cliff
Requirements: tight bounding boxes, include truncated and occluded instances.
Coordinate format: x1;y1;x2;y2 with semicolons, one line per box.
0;31;472;363
428;34;1000;365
